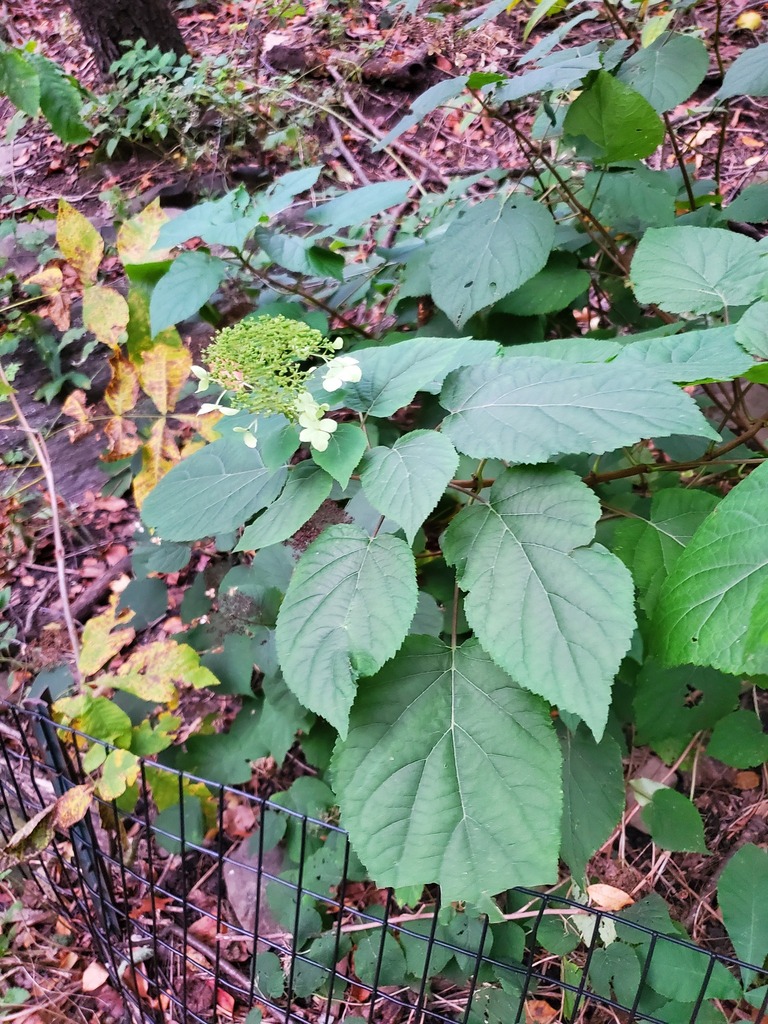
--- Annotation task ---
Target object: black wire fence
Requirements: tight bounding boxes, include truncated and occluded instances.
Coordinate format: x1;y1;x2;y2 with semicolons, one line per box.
0;696;766;1024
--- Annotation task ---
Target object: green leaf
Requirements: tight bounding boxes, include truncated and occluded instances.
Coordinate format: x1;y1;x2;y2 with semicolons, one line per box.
563;71;664;162
645;934;741;1002
236;463;332;551
718;43;768;99
153;797;204;855
708;710;768;768
332;636;562;902
616;33;709;112
589;943;642;1008
307;180;412;231
613;325;754;383
631;227;768;314
375;77;468;149
252;952;284;1000
736;301;768;359
428;195;555;328
725;183;768;224
0;49;40;116
494;50;603;104
443;466;635;738
150;251;229;336
718;844;768;974
582;170;675;235
642;788;708;853
614;489;720;616
440;356;718;463
142;437;287;541
155;188;261;249
360;431;458;543
354;928;407;987
496;252;590;316
656;460;768;675
310;423;367;487
559;724;624;879
33;55;91;144
339;336;499;417
633;661;740;750
275;525;417;737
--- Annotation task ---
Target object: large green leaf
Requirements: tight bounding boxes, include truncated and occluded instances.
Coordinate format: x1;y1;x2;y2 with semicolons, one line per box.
155;188;261;250
33;54;91;144
360;431;458;542
613;325;755;383
496;253;590;316
641;788;708;854
428;195;555;328
563;72;664;163
717;844;768;974
307;180;412;231
442;466;635;737
338;336;499;417
150;251;229;336
656;460;768;675
616;33;709;112
0;48;39;116
142;438;287;541
559;724;624;879
440;356;718;463
236;462;333;551
718;43;768;99
736;301;768;359
582;171;675;236
631;227;768;314
332;636;562;902
494;49;603;103
310;423;368;487
707;710;768;768
726;183;768;225
275;525;417;736
614;489;720;616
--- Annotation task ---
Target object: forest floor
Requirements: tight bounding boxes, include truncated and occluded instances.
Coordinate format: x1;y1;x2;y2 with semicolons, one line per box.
1;0;768;1021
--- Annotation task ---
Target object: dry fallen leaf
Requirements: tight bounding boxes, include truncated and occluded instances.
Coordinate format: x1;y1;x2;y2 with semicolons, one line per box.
587;883;635;911
81;960;110;992
734;770;760;790
525;999;558;1024
736;9;762;30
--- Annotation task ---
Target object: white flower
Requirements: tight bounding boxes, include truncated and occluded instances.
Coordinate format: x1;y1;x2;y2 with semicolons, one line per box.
294;390;322;417
233;424;258;448
191;365;211;393
299;416;338;451
322;355;362;392
331;336;344;350
199;400;239;416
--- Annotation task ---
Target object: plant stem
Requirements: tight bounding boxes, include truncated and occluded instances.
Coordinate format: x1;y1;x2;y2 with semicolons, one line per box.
663;112;697;212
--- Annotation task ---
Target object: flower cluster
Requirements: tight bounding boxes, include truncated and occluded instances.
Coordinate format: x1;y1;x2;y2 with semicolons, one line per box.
193;314;362;452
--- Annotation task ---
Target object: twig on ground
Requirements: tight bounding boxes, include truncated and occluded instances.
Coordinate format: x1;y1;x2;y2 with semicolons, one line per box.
328;116;371;185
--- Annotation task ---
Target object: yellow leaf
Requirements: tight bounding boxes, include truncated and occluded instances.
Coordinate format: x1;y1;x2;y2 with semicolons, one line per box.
105;353;140;415
4;804;56;862
111;640;218;704
97;749;139;801
24;264;70;330
83;284;130;349
133;418;179;508
78;599;136;678
174;410;224;441
62;389;90;424
55;785;92;829
736;9;762;30
126;285;182;360
587;883;635;911
117;199;171;265
57;199;103;285
81;961;110;993
103;416;141;461
24;265;63;297
138;342;192;414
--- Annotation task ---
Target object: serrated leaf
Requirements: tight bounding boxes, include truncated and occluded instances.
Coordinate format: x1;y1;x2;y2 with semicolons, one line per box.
440;356;718;463
736;301;768;358
132;419;179;509
339;336;499;417
275;525;417;737
307;180;412;231
375;77;468;149
332;636;562;902
310;422;367;487
78;600;135;677
641;788;708;853
718;844;768;976
149;251;229;336
655;460;768;675
613;325;754;382
497;252;590;316
104;353;140;416
616;33;709;112
106;640;219;703
155;188;261;250
708;710;768;768
494;49;603;103
236;462;333;550
138;342;191;415
559;724;624;879
631;227;768;314
614;489;720;616
97;750;140;801
443;466;635;738
82;285;129;349
429;195;555;328
57;200;103;285
725;183;768;225
360;430;458;542
718;42;768;99
582;170;675;235
0;49;40;116
117;199;171;265
563;71;664;162
34;55;90;144
142;437;288;541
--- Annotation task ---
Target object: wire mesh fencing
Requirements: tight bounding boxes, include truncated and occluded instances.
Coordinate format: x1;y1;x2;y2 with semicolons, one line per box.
0;696;766;1024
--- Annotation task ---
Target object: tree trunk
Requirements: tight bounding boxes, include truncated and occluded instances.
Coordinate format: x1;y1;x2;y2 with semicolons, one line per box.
65;0;187;75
